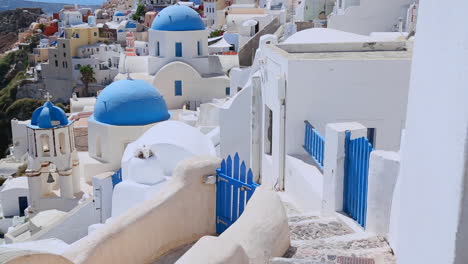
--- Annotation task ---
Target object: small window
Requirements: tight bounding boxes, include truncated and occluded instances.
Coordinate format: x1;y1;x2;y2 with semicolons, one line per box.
96;136;102;158
174;80;182;96
156;41;160;56
225;87;230;96
264;106;273;155
175;42;182;57
40;134;50;157
63;52;66;57
94;32;97;36
55;60;58;67
59;132;66;154
63;43;66;48
97;48;99;52
197;41;202;56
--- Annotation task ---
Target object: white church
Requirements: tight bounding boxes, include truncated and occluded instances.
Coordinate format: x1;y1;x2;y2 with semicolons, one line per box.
116;5;231;110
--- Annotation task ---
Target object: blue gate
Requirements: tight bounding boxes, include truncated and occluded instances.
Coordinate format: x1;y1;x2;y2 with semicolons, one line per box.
216;153;259;234
343;131;374;228
303;120;325;170
112;168;122;188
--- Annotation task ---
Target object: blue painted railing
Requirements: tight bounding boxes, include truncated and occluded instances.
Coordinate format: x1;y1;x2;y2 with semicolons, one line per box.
111;168;122;188
216;153;259;234
343;132;374;228
303;121;325;170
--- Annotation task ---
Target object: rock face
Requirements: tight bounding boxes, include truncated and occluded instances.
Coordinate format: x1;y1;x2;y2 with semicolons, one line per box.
0;8;42;53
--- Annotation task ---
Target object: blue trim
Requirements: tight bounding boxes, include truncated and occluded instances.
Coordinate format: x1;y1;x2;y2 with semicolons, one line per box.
175;42;182;57
175;80;182;96
225;87;230;96
197;41;202;56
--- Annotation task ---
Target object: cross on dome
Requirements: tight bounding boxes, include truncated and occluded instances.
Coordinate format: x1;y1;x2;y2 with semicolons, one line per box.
44;92;53;101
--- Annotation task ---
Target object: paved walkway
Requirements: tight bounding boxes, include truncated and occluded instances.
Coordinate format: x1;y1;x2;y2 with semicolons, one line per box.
271;195;396;264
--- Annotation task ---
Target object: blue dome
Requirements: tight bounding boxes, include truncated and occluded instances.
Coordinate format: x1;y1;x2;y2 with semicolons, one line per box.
114;11;125;16
126;21;137;28
30;101;70;129
151;5;205;31
94;79;170;126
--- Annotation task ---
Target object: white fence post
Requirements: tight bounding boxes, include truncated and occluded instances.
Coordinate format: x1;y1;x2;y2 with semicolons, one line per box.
321;122;366;216
366;150;400;235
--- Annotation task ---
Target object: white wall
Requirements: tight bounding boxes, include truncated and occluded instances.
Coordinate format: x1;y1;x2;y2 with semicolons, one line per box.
153;61;229;110
229;67;251;96
393;1;468;263
87;117;156;170
328;0;414;35
284;52;411;154
284;154;323;213
366;150;400;236
10;120;29;161
219;85;252;163
92;172;114;223
148;30;211;75
27;199;99;244
1;187;29;217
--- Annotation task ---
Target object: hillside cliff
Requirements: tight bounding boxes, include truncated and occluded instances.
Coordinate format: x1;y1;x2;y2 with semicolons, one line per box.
0;8;42;53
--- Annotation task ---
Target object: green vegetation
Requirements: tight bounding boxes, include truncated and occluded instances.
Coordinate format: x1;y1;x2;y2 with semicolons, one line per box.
80;65;96;97
0;71;43;157
0;49;70;159
132;3;146;21
0;50;28;87
209;29;225;38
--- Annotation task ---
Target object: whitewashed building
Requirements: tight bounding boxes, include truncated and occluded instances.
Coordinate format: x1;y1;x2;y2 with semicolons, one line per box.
116;5;230;110
328;0;418;35
218;29;412;198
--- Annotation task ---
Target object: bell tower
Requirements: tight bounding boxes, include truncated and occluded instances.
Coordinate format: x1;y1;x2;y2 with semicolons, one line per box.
25;93;81;214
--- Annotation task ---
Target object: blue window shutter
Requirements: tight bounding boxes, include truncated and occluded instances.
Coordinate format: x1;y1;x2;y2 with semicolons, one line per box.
175;42;182;57
197;41;201;56
157;41;160;56
226;87;230;95
175;80;182;96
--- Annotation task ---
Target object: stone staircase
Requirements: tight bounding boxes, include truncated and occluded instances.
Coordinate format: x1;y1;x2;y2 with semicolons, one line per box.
272;195;396;264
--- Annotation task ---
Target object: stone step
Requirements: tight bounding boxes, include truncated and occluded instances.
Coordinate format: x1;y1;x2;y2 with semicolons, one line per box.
290;236;391;255
289;218;354;241
270;257;326;264
288;214;321;224
271;255;384;264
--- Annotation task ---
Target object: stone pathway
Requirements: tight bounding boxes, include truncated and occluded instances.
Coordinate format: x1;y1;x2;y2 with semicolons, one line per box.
152;243;194;264
271;195;396;264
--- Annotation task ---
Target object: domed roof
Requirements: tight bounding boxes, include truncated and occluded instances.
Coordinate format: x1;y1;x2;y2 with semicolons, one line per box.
93;79;170;126
125;21;137;28
114;11;125;16
151;5;205;31
30;101;70;129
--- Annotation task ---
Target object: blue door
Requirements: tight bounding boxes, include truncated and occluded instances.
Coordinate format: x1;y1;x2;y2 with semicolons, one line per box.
175;42;182;57
18;196;28;217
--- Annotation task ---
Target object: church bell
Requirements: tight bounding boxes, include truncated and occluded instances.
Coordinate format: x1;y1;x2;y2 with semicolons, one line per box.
47;172;55;183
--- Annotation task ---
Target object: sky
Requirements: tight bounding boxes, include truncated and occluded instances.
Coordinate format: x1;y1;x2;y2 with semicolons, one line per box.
27;0;106;5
